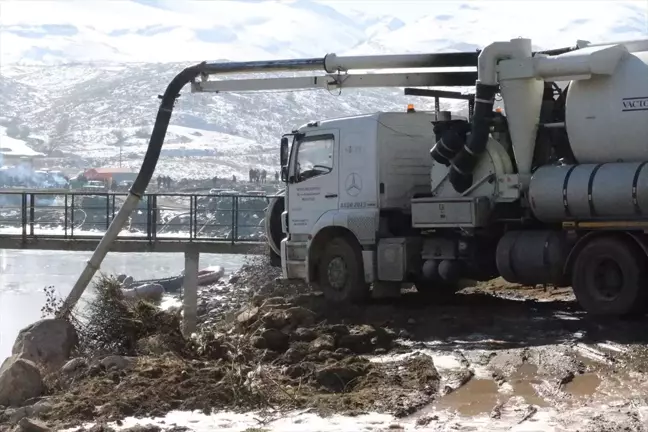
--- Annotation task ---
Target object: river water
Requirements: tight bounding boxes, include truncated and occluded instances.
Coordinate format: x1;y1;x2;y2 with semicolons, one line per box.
0;250;247;361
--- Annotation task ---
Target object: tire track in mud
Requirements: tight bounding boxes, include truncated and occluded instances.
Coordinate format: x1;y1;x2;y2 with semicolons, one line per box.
377;280;648;430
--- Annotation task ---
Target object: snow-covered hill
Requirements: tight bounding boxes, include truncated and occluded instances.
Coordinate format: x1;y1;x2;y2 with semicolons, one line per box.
0;0;646;180
0;62;460;179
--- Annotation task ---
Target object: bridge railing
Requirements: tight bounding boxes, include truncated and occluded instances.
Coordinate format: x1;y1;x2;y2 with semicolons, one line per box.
0;191;272;243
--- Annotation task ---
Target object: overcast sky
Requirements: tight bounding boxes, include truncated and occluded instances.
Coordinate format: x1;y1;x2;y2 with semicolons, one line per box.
0;0;645;64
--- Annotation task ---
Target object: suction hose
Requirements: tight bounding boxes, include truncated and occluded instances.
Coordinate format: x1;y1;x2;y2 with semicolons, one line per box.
448;84;498;193
57;62;207;318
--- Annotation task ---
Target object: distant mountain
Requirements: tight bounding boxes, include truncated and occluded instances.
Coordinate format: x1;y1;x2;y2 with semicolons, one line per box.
0;0;645;180
0;62;462;179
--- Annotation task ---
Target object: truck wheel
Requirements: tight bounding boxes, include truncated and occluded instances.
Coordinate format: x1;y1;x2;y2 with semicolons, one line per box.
572;236;648;316
268;248;281;267
314;237;369;303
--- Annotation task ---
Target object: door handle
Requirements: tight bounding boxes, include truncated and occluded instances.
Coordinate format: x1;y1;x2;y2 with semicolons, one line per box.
325;194;338;198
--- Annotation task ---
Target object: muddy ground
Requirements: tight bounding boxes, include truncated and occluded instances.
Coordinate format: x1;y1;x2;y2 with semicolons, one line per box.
4;257;648;431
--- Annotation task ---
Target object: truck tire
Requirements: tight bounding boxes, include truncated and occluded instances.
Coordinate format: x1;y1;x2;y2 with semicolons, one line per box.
268;248;281;267
572;236;648;316
264;192;285;257
314;237;369;303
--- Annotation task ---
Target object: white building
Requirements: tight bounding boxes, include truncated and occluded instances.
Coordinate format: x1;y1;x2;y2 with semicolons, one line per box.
0;129;45;168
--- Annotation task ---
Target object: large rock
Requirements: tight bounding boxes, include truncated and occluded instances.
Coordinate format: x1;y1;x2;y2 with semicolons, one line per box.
260;329;289;351
285;307;316;328
0;356;44;407
337;325;376;354
309;335;335;353
291;327;318;342
61;358;86;375
99;355;136;371
283;342;309;364
315;358;370;392
236;306;260;327
13;418;51;432
4;399;54;424
261;310;288;329
12;318;78;372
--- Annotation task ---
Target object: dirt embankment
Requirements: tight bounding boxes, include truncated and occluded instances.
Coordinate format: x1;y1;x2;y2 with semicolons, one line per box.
4;257;648;431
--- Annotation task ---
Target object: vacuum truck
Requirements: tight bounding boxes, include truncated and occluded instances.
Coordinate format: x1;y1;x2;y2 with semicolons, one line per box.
190;37;648;316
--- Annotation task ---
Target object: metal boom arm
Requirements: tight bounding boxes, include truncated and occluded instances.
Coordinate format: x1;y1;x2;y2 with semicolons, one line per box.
191;51;481;94
192;71;478;93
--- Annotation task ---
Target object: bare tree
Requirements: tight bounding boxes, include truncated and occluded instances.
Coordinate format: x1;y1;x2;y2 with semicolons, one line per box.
5;123;20;138
19;125;30;140
111;129;126;144
134;126;151;139
47;115;70;156
112;129;127;167
5;117;21;138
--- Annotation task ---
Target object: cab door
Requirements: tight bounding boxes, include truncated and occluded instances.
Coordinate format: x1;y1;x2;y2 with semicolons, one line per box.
287;130;339;235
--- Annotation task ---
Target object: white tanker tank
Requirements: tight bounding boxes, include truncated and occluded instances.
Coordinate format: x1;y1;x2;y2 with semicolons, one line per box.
566;47;648;163
529;43;648;223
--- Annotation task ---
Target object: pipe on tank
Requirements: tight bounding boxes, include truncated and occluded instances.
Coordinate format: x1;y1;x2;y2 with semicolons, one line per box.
449;38;532;193
57;62;208;318
580;38;648;53
533;43;629;78
477;39;532;86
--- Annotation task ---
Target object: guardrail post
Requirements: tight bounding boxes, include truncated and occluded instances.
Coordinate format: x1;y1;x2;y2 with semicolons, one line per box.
189;196;194;240
193;195;198;239
105;193;111;230
29;194;34;236
231;196;237;244
71;195;75;237
146;194;152;242
152;195;158;241
21;193;27;241
64;194;69;238
182;248;199;337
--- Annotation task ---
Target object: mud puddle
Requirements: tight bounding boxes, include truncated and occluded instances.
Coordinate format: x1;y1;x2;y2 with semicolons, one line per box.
433;377;501;416
368;285;648;431
564;372;601;397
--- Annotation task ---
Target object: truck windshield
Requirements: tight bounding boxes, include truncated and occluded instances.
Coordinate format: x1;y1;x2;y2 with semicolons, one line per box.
295;134;334;181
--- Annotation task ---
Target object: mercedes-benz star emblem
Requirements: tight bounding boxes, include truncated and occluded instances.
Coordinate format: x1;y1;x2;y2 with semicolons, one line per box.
345;173;362;197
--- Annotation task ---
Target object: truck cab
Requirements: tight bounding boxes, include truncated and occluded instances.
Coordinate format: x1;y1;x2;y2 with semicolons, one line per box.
277;110;439;300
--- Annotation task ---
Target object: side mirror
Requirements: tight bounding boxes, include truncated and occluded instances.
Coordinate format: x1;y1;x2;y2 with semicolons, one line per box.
280;137;289;167
281;165;288;182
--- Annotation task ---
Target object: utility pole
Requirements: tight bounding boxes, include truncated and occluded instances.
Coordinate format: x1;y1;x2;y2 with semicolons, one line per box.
119;144;122;168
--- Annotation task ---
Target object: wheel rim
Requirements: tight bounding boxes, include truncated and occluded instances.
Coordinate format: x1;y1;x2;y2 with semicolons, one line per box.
591;257;624;301
327;256;348;291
